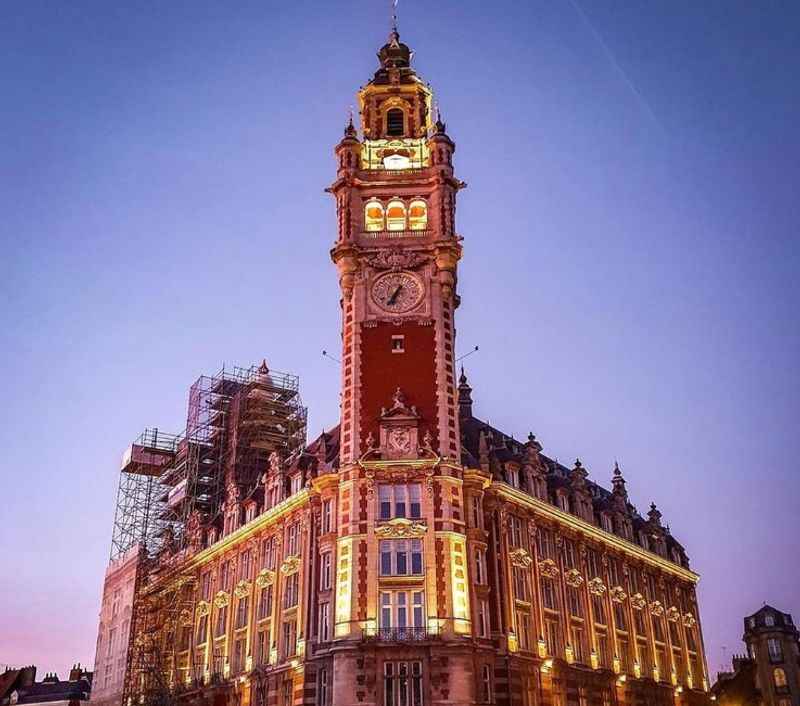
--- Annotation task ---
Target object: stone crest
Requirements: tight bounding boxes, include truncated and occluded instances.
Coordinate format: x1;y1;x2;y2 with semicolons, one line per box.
538;558;560;579
510;547;533;569
255;569;276;588
588;577;607;596
280;555;301;576
375;517;427;539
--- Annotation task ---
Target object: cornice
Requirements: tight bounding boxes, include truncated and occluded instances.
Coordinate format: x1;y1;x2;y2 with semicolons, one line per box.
492;482;699;584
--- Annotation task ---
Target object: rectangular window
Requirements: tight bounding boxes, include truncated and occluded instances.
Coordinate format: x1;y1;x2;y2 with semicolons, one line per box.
286;522;299;556
477;599;489;638
261;536;276;569
378;484;422;520
290;473;302;495
214;605;228;638
196;615;208;645
509;515;524;548
471;496;482;529
283;573;299;609
768;638;784;662
232;637;245;674
517;611;531;650
562;539;577;569
586;548;600;579
597;632;610;668
568;587;583;618
220;560;233;590
634;608;646;635
391;335;405;353
281;681;293;706
507;467;520;488
235;597;249;630
322;499;333;534
536;527;554;559
282;620;297;659
474;549;486;584
239;550;252;580
653;616;664;642
618;639;630;673
201;571;212;600
320;552;332;590
379;591;425;637
256;630;268;665
379;539;423;576
319;602;330;642
513;567;529;602
480;664;493;703
319;668;330;706
614;603;627;632
541;578;558;611
571;625;585;664
592;595;606;625
383;661;422;706
257;585;273;621
545;618;562;657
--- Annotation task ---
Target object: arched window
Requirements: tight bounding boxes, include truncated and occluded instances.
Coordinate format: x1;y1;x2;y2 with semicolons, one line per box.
408;200;428;230
386;200;406;231
365;201;385;232
386;108;405;137
774;667;787;688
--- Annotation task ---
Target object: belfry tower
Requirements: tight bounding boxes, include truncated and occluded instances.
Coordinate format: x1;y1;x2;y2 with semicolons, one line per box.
329;28;465;466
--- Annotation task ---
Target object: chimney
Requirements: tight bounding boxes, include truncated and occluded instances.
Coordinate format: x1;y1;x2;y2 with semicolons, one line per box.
20;666;36;687
69;663;83;681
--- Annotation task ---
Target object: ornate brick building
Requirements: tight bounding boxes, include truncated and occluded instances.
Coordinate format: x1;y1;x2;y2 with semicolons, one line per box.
106;22;712;706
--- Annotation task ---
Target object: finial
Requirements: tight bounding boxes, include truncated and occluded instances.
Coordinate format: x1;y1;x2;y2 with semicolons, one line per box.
258;359;269;374
613;460;621;477
574;458;582;469
391;0;399;35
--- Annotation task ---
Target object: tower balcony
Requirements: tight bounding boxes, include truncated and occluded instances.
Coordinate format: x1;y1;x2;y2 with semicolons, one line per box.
360;229;431;240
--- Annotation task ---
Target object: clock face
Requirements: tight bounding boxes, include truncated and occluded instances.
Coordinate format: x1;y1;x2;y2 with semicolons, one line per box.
371;271;424;314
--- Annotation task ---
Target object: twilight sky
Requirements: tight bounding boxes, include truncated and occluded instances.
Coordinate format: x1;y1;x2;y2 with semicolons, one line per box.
1;0;798;680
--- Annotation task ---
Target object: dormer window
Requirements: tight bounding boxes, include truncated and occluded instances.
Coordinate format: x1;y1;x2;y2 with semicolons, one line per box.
386;108;405;137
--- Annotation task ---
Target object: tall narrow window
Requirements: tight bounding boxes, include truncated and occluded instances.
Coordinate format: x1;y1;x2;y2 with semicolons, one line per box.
321;499;333;533
768;638;784;662
319;602;330;642
319;668;330;706
477;599;489;638
408;200;428;230
320;552;332;590
386;108;405;136
257;585;272;621
386;200;406;231
365;200;385;232
235;596;249;629
480;664;493;703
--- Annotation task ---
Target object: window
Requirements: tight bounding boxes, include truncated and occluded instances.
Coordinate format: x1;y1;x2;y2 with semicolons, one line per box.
283;573;299;608
379;484;422;520
541;578;558;611
289;473;302;495
261;536;276;569
471;496;482;529
384;661;422;706
239;551;252;580
655;647;666;679
281;680;293;706
513;567;529;602
386;108;405;137
318;668;330;706
614;603;627;632
557;493;570;512
768;638;784;663
480;664;493;703
220;560;233;590
562;539;577;569
507;466;520;488
391;335;405;353
257;585;273;621
571;625;585;663
320;552;332;590
282;620;297;658
380;590;425;635
408;200;427;230
509;515;524;548
633;608;646;635
365;201;385;231
232;637;245;674
319;602;330;642
765;613;775;627
321;499;333;533
196;615;208;644
214;605;228;638
568;587;583;618
545;618;562;657
592;595;606;625
618;639;630;673
256;630;268;665
386;200;406;231
597;633;611;668
517;612;531;650
653;616;664;642
235;597;249;629
286;523;299;556
380;539;423;576
477;599;489;638
536;527;554;559
107;628;116;657
669;619;680;645
474;549;486;584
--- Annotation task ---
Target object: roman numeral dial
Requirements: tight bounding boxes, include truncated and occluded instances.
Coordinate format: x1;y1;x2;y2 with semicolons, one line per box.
371;271;424;314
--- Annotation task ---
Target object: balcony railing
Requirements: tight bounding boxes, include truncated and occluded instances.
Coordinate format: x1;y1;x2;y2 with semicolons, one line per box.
364;626;438;642
361;229;430;240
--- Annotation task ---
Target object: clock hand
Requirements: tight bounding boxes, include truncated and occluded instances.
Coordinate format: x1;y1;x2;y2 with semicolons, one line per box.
387;284;403;305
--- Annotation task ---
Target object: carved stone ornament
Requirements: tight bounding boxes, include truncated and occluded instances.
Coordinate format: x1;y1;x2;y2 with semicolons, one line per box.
538;558;560;579
213;591;230;609
367;248;428;272
375;517;427;539
234;580;252;599
179;609;194;626
667;606;681;623
610;586;627;604
510;547;533;569
280;555;301;576
683;613;697;629
630;592;647;610
588;577;607;596
196;601;210;617
255;569;275;588
650;601;665;617
565;568;584;588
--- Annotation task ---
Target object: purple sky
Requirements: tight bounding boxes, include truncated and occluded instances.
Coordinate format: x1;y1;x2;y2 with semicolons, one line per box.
1;0;798;680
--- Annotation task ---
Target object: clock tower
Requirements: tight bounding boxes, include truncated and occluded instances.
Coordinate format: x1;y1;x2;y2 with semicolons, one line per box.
329;28;465;466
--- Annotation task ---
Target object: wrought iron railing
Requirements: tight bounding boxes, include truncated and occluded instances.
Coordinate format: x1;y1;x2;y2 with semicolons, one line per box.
361;229;430;239
364;626;438;642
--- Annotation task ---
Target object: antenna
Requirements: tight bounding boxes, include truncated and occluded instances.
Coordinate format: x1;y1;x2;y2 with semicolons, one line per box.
456;345;479;363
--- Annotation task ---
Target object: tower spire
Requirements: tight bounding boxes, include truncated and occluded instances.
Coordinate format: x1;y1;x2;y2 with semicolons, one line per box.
391;0;399;36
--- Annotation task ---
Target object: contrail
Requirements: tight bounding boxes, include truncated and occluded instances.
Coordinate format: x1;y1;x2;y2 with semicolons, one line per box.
568;0;666;135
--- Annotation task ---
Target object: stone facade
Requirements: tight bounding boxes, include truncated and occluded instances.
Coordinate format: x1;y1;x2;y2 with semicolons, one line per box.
119;21;712;706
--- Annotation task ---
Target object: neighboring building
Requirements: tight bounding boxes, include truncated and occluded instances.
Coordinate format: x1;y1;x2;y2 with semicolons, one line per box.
91;547;139;706
102;17;712;706
0;665;92;706
712;605;800;706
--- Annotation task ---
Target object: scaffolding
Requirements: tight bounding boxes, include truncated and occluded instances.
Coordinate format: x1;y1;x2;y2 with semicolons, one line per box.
113;360;307;706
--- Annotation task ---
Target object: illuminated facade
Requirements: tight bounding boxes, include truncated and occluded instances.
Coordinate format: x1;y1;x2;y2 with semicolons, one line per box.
112;23;712;706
